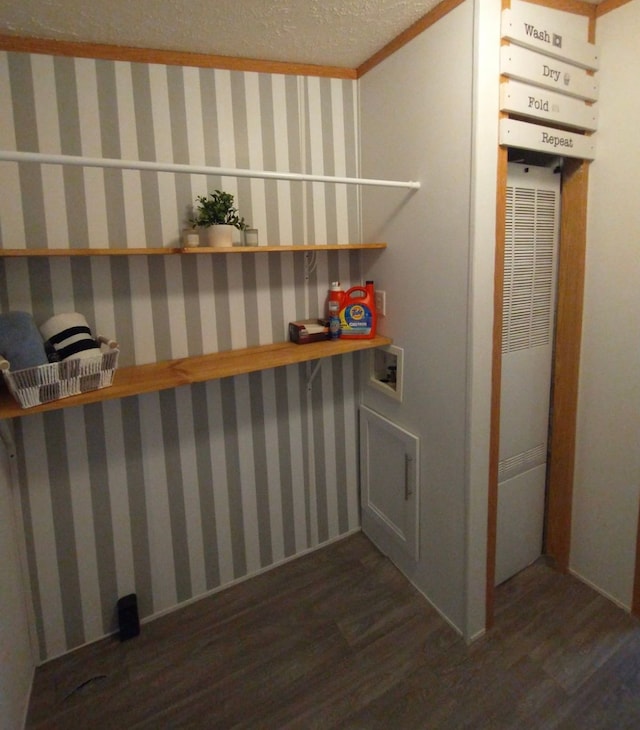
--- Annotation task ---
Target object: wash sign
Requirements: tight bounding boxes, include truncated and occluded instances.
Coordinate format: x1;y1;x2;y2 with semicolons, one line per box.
500;119;595;161
501;7;599;71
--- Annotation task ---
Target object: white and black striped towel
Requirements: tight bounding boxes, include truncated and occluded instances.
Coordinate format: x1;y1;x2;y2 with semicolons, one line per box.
39;313;101;361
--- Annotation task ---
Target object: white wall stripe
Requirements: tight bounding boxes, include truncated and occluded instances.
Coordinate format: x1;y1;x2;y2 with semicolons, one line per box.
196;256;218;353
138;393;177;611
343;358;360;529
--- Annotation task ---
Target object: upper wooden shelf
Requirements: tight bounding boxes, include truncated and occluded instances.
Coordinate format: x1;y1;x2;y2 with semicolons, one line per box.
0;335;392;418
0;243;386;257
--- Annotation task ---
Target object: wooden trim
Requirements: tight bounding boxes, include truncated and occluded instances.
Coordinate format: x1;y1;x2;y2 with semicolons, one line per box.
0;243;386;257
486;139;509;629
633;500;640;616
0;34;356;80
356;0;466;78
0;335;392;419
518;0;597;17
597;0;636;17
544;157;589;572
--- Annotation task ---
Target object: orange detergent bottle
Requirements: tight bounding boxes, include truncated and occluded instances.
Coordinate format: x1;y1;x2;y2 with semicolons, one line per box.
339;281;377;339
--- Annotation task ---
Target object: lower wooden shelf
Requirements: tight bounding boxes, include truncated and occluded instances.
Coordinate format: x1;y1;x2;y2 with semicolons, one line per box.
0;335;392;418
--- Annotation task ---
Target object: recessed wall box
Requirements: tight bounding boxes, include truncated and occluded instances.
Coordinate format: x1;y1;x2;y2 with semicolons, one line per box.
289;318;330;344
369;344;404;401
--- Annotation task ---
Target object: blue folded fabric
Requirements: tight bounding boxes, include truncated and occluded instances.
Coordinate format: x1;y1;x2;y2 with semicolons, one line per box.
0;311;49;371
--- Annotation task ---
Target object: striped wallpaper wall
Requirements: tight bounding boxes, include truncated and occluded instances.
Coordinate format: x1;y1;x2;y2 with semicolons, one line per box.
0;50;365;661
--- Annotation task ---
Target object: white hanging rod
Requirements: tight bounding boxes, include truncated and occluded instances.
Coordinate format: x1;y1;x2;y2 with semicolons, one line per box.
0;150;420;190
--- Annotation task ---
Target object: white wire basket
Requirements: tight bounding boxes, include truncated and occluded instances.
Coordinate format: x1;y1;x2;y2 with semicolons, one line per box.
0;336;119;409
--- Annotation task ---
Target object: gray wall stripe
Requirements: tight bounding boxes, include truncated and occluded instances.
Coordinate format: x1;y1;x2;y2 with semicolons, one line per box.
159;389;193;603
8;55;48;250
180;254;205;356
27;258;54;325
342;79;360;244
320;79;339;244
331;356;350;534
96;60;128;248
130;63;163;249
213;256;232;352
147;256;173;362
249;371;273;567
190;382;221;590
241;255;260;346
119;397;154;617
167;65;193;235
312;368;329;544
54;57;90;250
44;411;85;649
14;420;47;660
220;378;247;577
274;367;296;557
83;403;119;633
285;76;304;246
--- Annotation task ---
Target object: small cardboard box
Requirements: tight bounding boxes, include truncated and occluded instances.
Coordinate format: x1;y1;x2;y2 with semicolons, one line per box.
289;319;330;344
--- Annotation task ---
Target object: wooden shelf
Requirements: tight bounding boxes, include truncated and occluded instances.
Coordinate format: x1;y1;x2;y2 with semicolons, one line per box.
0;243;386;257
0;335;392;418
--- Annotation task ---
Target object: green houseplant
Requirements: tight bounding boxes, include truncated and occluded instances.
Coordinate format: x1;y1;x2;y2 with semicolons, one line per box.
190;190;246;247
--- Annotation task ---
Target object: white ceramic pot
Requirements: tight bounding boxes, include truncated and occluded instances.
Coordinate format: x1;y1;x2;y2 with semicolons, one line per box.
207;224;235;248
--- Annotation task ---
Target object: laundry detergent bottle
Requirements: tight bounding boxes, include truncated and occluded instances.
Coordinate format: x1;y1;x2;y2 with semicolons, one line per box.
339;280;377;339
327;281;344;339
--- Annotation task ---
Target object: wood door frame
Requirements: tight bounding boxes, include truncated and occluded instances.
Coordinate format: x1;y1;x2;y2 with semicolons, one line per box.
486;0;595;629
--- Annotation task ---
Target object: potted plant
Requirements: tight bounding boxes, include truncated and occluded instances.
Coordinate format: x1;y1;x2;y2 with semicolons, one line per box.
190;190;247;248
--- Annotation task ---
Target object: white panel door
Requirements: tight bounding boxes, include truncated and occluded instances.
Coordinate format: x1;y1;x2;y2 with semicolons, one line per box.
496;162;560;584
360;405;419;560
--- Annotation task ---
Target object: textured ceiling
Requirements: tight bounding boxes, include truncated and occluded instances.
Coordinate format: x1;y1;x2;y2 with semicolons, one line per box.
0;0;605;69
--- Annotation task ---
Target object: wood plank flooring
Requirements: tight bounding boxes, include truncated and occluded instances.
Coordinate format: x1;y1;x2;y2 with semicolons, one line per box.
26;532;640;729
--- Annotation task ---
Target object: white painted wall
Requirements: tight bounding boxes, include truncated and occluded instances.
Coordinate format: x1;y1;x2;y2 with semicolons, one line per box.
0;427;34;730
571;0;640;608
360;0;475;633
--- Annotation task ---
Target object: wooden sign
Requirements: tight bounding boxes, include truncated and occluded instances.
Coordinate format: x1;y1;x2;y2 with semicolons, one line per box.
500;119;596;160
500;80;598;132
502;7;599;71
501;45;599;102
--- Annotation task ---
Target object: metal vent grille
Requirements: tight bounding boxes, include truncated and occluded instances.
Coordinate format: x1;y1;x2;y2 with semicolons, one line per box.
503;185;558;354
498;443;547;482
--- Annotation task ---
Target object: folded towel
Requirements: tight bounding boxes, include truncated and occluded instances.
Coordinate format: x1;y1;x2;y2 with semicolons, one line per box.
39;313;101;361
0;311;49;371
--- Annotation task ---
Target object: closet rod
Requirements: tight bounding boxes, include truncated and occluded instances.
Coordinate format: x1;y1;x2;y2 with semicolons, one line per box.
0;150;421;190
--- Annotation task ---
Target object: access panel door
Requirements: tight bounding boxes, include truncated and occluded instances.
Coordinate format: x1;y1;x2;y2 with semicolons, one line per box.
360;405;419;561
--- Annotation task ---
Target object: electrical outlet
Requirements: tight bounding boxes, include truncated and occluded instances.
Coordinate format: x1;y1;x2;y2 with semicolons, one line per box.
375;290;386;316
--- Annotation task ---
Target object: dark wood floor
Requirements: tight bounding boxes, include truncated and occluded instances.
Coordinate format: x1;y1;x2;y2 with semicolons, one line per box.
27;532;640;729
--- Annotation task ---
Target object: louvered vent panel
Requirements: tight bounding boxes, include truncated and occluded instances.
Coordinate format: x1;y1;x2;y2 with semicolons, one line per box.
503;185;558;354
498;443;547;482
